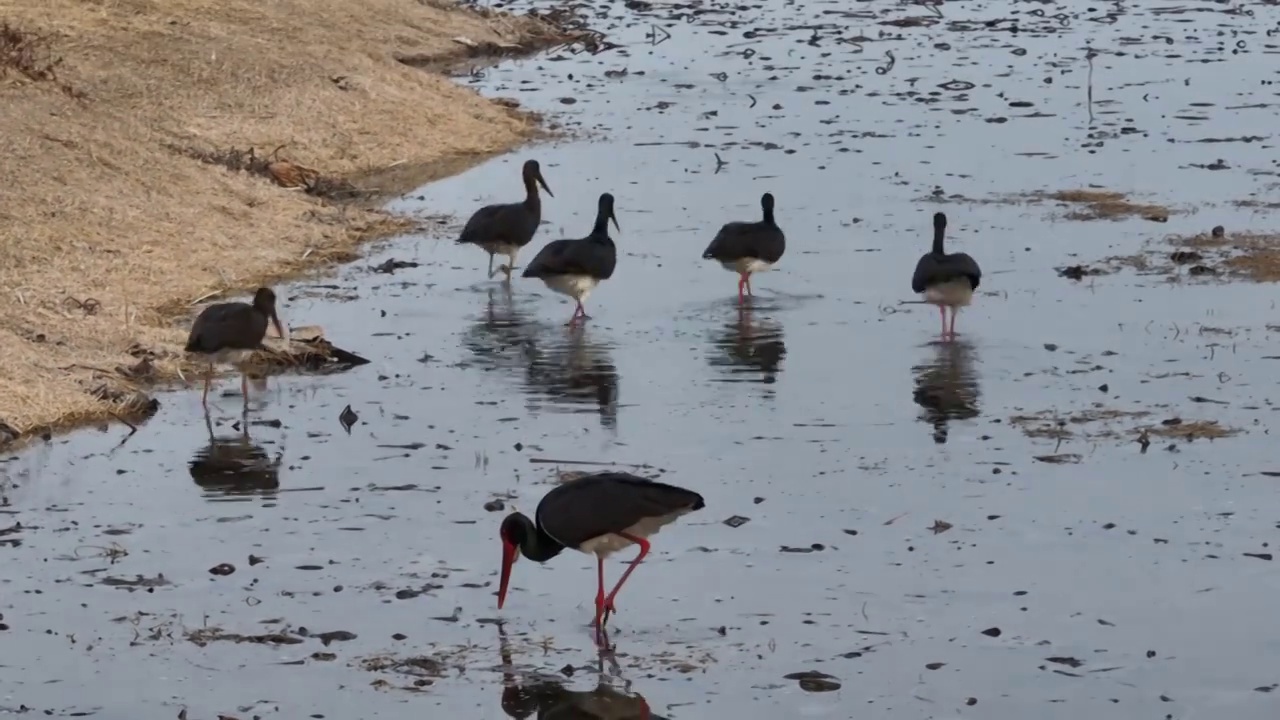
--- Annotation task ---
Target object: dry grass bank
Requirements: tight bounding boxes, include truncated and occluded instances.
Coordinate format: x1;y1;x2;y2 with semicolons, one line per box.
0;0;582;445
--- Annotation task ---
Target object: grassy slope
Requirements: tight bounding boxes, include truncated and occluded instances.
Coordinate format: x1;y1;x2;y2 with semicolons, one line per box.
0;0;563;437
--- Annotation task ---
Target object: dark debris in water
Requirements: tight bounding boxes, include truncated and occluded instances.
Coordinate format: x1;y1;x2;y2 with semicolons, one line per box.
783;671;841;692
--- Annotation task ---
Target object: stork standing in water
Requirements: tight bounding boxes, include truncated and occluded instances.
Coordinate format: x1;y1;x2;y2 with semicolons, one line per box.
702;192;785;304
457;159;554;282
496;472;704;646
522;192;619;326
185;287;287;409
911;212;982;341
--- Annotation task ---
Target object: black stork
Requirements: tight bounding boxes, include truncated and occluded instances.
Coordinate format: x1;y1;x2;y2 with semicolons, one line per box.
184;287;287;409
522;192;619;326
496;471;704;645
457;159;553;282
911;212;982;340
702;192;785;304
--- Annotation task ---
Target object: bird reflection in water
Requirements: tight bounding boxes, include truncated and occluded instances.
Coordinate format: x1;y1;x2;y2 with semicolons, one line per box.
910;338;980;444
707;304;787;390
461;285;540;374
462;288;619;430
188;414;282;499
498;624;663;720
524;324;619;430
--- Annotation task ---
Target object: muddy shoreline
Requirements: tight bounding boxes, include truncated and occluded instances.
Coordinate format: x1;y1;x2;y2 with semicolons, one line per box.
0;0;598;451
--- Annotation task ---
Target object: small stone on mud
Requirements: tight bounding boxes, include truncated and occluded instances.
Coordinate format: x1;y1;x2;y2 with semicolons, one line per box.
209;563;235;576
1244;552;1272;561
249;554;265;566
966;698;978;706
928;520;953;534
314;630;357;645
393;633;407;641
843;529;858;536
925;662;945;670
311;652;337;661
723;515;750;528
981;627;1002;637
484;499;506;512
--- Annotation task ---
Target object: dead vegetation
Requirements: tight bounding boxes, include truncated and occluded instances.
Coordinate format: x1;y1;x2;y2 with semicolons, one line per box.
0;0;590;445
0;21;82;99
922;187;1176;222
1026;189;1174;222
1091;225;1280;283
1010;406;1240;444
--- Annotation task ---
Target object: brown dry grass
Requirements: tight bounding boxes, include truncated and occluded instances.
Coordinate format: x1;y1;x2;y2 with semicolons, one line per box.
1144;419;1239;440
1035;189;1174;222
926;187;1176;223
1009;407;1151;441
1011;406;1240;443
1108;228;1280;283
0;0;580;442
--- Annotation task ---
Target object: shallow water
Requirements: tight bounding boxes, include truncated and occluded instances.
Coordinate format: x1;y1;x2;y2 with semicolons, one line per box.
6;1;1280;718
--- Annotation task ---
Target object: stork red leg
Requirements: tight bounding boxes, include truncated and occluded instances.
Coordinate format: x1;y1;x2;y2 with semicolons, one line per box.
745;274;754;297
600;532;651;625
737;274;747;304
938;305;947;338
948;307;958;338
593;555;607;633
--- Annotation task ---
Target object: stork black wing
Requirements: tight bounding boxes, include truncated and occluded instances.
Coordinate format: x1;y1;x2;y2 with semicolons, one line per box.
536;472;704;549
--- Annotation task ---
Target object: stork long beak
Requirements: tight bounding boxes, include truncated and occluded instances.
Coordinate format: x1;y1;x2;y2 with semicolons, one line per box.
537;173;554;198
610;210;620;233
497;540;517;609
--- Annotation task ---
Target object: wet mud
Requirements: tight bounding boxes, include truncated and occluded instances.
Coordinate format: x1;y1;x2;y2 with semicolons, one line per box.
6;1;1280;718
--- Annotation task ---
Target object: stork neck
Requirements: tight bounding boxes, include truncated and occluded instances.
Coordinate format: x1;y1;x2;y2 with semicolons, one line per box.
762;205;776;227
932;224;946;255
523;177;541;207
591;209;610;238
513;514;563;562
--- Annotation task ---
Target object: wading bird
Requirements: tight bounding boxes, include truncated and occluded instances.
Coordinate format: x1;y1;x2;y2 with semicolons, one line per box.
911;212;981;340
185;287;287;409
702;192;785;304
457;159;553;282
496;471;704;645
522;192;619;326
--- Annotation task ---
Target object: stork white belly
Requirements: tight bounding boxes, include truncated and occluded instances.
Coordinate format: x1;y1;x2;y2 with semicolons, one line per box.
480;241;520;256
720;258;774;275
197;348;255;366
923;279;974;308
574;509;694;558
543;274;599;302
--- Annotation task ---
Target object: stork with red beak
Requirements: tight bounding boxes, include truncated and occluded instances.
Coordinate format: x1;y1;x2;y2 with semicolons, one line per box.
496;472;705;645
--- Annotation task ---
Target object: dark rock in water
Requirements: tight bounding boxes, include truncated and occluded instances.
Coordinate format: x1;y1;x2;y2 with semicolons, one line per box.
784;671;841;692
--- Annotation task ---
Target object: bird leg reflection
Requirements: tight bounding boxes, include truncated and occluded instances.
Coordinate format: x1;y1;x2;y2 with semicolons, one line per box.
567;302;590;326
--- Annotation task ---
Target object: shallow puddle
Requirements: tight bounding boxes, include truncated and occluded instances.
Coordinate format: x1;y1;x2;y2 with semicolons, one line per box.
6;1;1280;718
